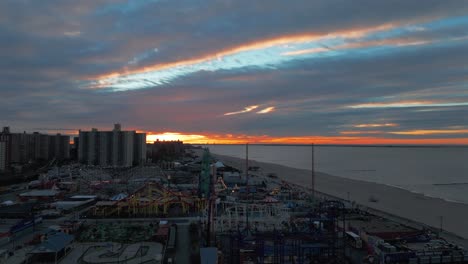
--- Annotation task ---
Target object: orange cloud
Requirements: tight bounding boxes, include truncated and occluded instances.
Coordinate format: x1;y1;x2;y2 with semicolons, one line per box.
389;129;468;135
87;23;395;82
337;38;430;49
340;131;383;135
88;34;323;82
353;123;398;128
256;106;275;114
347;100;434;109
224;105;259;116
282;47;328;56
347;100;468;109
281;37;432;57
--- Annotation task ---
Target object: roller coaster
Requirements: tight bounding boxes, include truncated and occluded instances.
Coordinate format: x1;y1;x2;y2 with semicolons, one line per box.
90;182;208;217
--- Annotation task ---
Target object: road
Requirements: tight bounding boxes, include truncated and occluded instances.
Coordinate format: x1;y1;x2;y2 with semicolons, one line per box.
174;223;191;264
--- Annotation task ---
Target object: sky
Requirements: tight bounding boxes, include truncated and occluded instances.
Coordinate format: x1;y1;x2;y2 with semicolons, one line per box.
1;0;468;144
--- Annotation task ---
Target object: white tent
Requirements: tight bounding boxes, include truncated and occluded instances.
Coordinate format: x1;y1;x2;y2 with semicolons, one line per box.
1;200;15;206
110;193;128;201
214;161;225;168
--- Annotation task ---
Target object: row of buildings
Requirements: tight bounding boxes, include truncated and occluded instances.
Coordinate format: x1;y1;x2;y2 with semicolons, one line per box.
0;124;186;172
0;127;70;172
147;139;184;162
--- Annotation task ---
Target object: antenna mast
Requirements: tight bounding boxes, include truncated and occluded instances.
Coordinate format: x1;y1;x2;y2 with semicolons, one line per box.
311;143;315;199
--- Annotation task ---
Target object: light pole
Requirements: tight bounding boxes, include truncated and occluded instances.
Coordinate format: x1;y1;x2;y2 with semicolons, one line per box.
439;215;443;236
140;241;143;263
311;143;315;200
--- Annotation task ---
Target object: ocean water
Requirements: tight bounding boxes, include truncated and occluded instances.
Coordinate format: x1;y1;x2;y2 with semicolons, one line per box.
201;145;468;204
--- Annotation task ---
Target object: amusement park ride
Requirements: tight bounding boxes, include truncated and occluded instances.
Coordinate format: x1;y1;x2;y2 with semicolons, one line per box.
84;146;350;262
91;182;208;217
90;148;219;218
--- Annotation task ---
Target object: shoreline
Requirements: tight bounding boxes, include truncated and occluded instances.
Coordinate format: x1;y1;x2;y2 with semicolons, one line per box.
213;153;468;244
382;183;468;206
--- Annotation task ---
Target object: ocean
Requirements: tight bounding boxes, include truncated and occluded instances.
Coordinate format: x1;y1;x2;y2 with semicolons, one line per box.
201;145;468;204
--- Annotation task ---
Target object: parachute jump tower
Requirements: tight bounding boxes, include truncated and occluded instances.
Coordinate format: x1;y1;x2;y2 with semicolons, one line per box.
199;148;213;199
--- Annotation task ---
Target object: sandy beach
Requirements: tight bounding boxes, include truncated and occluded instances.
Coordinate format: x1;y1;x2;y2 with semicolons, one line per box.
214;153;468;242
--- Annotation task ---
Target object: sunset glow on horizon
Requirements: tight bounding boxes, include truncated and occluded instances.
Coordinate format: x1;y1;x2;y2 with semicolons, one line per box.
143;131;468;145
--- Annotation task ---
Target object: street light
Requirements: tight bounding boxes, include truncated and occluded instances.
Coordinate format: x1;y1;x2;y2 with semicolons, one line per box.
439;215;443;237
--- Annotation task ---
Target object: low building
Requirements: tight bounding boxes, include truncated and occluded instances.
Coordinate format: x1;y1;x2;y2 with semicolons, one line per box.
57;181;78;192
52;195;96;211
147;140;184;162
28;232;74;263
18;189;61;202
347;214;468;263
347;216;422;242
47;220;84;234
200;247;218;264
223;171;244;185
0;203;34;218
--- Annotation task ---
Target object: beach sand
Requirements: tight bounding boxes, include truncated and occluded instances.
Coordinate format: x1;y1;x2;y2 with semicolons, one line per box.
214;154;468;243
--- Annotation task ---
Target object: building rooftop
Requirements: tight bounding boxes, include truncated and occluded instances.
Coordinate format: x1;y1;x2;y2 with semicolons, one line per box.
200;247;218;264
70;195;97;200
349;216;418;237
0;203;34;218
30;232;74;254
19;190;60;197
95;201;116;206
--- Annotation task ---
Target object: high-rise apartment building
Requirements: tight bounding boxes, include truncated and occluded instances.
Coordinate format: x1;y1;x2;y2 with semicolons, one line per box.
134;133;146;165
0;127;70;169
10;132;70;163
0;127;12;171
78;124;146;167
0;141;6;172
49;134;70;161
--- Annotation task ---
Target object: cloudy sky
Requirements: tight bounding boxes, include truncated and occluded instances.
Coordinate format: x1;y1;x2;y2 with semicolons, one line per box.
1;0;468;144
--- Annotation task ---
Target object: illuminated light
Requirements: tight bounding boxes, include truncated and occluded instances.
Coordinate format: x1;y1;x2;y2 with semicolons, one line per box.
389;129;468;135
256;107;275;114
347;101;468;109
224;105;259;116
353;123;398;128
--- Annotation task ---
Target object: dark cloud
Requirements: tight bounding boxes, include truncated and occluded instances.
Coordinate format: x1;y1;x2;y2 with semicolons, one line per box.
0;0;467;140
